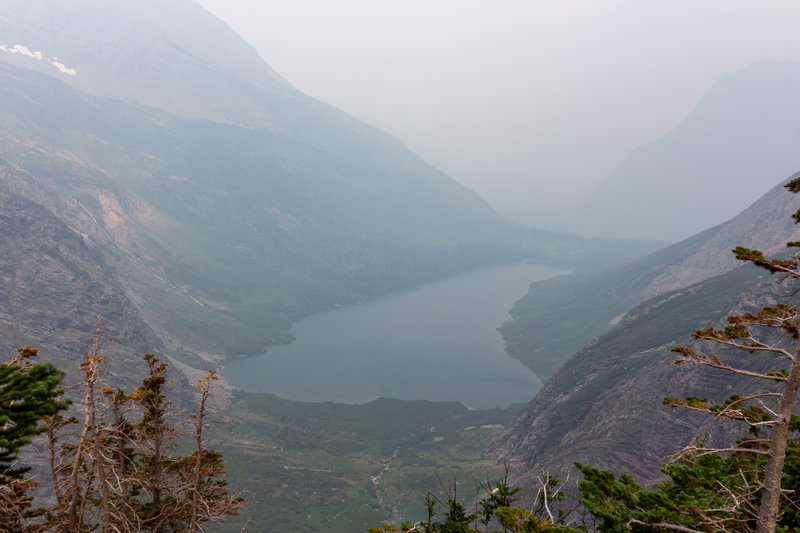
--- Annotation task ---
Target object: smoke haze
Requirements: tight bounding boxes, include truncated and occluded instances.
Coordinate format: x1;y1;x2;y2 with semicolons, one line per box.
196;0;800;233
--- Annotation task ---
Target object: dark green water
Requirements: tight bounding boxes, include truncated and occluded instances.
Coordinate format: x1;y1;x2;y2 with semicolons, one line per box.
221;263;563;408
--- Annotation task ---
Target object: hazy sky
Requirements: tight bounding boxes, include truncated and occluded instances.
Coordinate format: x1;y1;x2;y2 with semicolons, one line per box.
195;0;800;228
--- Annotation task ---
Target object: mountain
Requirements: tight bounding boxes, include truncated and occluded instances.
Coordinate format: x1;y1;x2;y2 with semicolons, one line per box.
488;170;800;487
572;61;800;242
0;1;658;362
502;173;800;377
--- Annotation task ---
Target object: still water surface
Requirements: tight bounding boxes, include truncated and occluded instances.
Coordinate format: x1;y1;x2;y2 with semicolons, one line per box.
221;263;563;409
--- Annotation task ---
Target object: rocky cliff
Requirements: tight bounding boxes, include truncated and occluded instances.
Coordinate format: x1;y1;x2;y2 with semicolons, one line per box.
0;163;160;390
491;171;800;487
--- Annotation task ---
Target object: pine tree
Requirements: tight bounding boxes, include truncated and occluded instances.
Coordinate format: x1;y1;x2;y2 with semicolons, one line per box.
0;346;69;484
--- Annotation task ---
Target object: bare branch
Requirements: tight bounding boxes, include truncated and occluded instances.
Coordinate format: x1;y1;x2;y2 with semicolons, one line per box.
628;519;708;533
670;346;789;381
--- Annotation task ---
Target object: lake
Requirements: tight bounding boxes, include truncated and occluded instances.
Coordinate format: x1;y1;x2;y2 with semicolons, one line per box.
221;263;564;409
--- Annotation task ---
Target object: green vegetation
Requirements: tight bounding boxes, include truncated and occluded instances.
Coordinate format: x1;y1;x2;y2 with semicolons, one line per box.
213;393;525;532
576;443;800;533
369;468;584;532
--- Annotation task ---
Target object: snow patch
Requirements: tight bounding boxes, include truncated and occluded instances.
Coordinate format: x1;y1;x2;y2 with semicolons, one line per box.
0;43;77;76
51;60;76;76
8;44;41;60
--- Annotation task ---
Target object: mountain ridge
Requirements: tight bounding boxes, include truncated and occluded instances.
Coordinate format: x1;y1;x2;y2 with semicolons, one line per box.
501;171;800;377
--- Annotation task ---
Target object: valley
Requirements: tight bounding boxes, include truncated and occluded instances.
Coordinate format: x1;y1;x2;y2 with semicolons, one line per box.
214;393;525;532
2;1;800;532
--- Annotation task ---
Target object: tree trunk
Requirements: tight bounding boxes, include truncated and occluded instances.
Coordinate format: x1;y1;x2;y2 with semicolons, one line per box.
67;364;94;531
756;337;800;533
190;386;208;533
94;420;112;532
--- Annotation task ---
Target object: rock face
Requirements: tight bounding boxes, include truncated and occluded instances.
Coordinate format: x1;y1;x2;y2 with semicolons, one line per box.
0;165;159;389
639;178;800;298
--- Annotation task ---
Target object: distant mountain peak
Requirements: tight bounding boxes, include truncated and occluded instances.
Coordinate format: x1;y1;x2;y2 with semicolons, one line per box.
571;60;800;242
